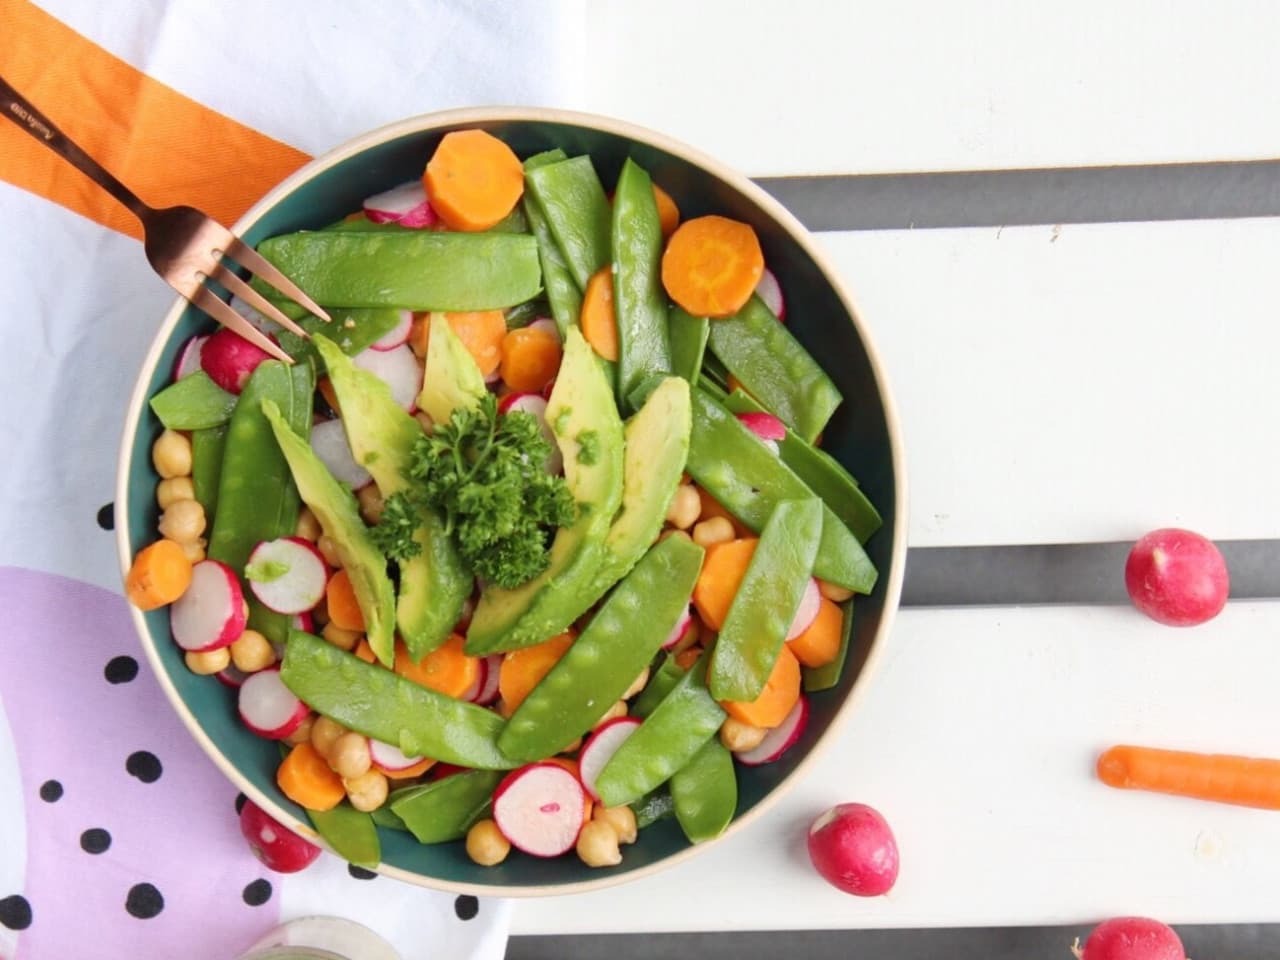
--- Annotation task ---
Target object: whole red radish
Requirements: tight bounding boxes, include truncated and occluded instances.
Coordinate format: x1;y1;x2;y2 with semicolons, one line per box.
1075;916;1185;960
239;797;321;873
807;802;898;896
1124;528;1228;626
201;327;273;394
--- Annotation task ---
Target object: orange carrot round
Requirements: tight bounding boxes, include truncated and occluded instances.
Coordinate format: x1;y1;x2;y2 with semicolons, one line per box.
352;638;377;664
316;377;342;416
277;741;346;811
443;310;507;376
378;756;436;780
579;267;619;362
1097;744;1280;810
499;631;575;712
661;215;764;318
691;538;758;630
787;597;844;669
125;539;193;610
325;568;365;632
423;129;524;232
394;634;480;699
652;183;680;237
500;326;562;393
721;646;801;729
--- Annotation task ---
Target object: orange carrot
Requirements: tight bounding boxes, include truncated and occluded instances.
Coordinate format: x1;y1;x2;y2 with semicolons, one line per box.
674;646;703;671
378;756;437;780
652;183;680;238
423;129;524;232
352;638;377;664
441;310;507;376
579;267;619;362
125;539;193;610
394;634;480;699
692;538;758;630
1097;745;1280;810
500;326;562;393
499;631;576;712
695;485;751;538
787;597;844;669
277;741;346;811
661;215;764;318
545;757;593;823
721;646;801;729
325;569;365;632
317;377;341;415
408;312;430;359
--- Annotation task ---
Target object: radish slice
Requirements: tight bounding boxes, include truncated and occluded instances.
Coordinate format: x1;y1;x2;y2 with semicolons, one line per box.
661;607;694;651
492;762;587;858
245;537;328;614
527;317;561;340
454;596;476;633
755;267;785;322
229;295;283;336
216;664;250;689
785;579;822;642
173;335;209;381
460;657;488;703
309;419;372;489
498;393;562;474
736;411;784;455
737;695;810;766
201;327;273;394
484;367;502;386
238;666;309;740
578;717;642;802
292;611;316;633
170;560;247;652
368;309;414;351
352;345;422;411
473;654;503;706
368;738;424;773
363;181;437;228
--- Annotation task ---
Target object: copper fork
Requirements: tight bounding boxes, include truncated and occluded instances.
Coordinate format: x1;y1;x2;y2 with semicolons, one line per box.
0;73;324;363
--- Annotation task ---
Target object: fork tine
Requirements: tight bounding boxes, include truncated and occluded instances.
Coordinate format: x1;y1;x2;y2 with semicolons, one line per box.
189;285;295;365
223;235;332;322
208;261;312;339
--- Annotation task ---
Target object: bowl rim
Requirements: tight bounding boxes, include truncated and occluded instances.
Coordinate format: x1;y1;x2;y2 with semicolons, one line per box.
114;105;909;898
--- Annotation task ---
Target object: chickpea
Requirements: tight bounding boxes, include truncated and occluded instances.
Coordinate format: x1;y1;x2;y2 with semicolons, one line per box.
230;629;275;673
691;516;735;548
179;537;207;564
322;621;361;652
343;769;388;812
593;805;638;845
158;499;206;544
184;646;230;676
310;715;347;759
560;736;583;754
465;819;511;866
156;476;195;510
818;579;855;603
152;429;192;478
330;731;372;779
621;667;650;701
294;507;321;542
593;701;627;729
719;717;767;753
316;534;342;568
284;714;315;747
664;484;701;530
576;819;622;867
356;484;384;525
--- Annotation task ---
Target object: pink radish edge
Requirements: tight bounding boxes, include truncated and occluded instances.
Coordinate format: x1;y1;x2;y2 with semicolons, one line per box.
578;716;642;801
352;344;422;412
237;666;309;740
492;762;587;858
368;309;414;351
497;393;562;474
661;607;694;651
246;536;328;615
737;694;809;766
173;335;209;381
368;738;424;773
200;327;273;395
459;658;488;703
755;267;785;322
170;560;246;652
473;655;503;706
363;181;438;229
785;579;822;642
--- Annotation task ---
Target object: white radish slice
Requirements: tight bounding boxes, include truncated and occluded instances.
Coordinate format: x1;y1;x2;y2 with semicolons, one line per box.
368;738;424;772
473;654;503;706
292;610;316;633
661;607;694;651
352;344;422;411
229;295;284;335
498;393;562;474
216;664;250;689
492;762;587;858
309;419;372;489
460;657;488;703
245;537;328;614
363;180;437;228
368;309;413;351
454;596;476;633
238;667;309;740
737;694;810;766
170;560;246;652
755;266;785;322
785;579;822;642
578;716;642;802
173;335;208;381
527;317;561;340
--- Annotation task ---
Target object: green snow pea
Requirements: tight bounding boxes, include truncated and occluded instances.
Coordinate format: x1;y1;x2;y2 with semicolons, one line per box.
389;769;502;844
710;498;823;702
274;307;407;369
149;372;237;430
706;295;842;443
593;653;726;809
368;804;408;832
803;599;854;693
280;631;519;770
190;425;227;524
611;158;672;403
669;305;710;384
498;534;705;761
670;736;737;844
630;654;688;719
306;802;380;868
687;389;877;594
524;155;611;290
522;150;582;338
630;788;676;829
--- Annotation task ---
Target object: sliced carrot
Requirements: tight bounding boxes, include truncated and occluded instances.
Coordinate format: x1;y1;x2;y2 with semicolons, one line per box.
695;485;751;538
692;538;758;630
674;646;703;671
500;326;562;393
125;538;193;610
545;757;593;823
579;267;619;362
787;597;844;669
325;569;365;632
423;129;524;232
378;756;437;780
441;310;507;376
277;741;346;812
721;645;801;729
317;377;341;416
1097;745;1280;810
408;312;430;359
394;634;480;699
652;183;680;237
352;638;377;664
498;631;576;712
661;215;764;318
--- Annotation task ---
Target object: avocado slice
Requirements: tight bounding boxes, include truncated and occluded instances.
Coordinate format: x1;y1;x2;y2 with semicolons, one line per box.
417;313;487;425
464;326;624;654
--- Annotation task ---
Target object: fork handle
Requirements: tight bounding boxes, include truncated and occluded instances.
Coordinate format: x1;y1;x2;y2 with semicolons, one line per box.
0;72;152;221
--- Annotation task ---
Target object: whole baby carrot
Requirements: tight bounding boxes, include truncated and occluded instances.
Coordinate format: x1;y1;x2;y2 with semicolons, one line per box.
1097;744;1280;810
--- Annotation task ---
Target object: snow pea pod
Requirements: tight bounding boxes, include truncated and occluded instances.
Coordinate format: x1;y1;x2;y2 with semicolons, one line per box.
710;498;822;701
593;653;726;809
306;802;380;868
668;305;709;384
803;599;854;693
631;653;687;719
522;149;582;338
630;787;676;829
274;307;406;368
498;534;705;761
611;158;672;403
149;371;237;430
389;769;502;844
524;155;611;290
190;424;227;524
670;736;737;843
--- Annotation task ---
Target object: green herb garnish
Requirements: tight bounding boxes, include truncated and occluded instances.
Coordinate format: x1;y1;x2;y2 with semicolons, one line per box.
576;430;600;466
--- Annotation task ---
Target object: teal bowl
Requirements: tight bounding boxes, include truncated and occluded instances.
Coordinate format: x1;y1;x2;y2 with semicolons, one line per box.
116;107;907;896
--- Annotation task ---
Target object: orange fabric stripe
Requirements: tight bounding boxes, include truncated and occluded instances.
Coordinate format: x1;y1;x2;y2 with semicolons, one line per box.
0;0;311;240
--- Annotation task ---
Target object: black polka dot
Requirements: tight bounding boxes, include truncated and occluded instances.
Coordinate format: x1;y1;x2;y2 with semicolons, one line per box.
97;503;114;531
0;894;32;930
80;828;112;854
39;780;63;803
126;751;162;783
235;792;248;815
104;655;139;685
242;879;272;906
454;895;479;920
125;883;164;919
347;865;377;880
